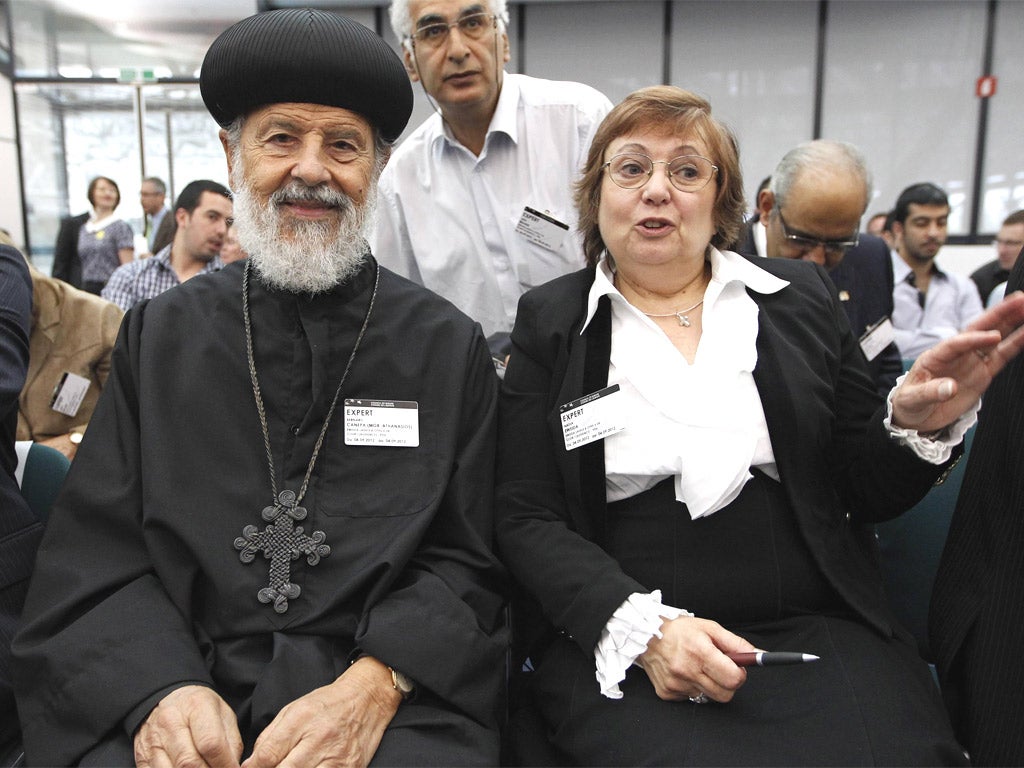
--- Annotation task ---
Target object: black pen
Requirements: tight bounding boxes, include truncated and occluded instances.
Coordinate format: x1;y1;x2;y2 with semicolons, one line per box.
728;651;819;667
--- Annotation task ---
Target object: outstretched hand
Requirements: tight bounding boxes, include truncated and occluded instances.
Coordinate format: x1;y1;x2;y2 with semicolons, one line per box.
892;291;1024;433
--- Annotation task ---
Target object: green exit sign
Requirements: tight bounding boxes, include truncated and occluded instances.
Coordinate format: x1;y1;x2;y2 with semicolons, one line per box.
118;67;158;83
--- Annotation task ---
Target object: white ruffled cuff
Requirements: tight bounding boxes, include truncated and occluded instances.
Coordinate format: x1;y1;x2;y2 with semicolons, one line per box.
884;373;979;464
595;590;693;699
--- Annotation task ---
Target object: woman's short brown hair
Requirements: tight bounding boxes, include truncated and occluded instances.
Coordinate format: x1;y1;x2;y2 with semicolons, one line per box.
86;176;121;209
574;85;745;266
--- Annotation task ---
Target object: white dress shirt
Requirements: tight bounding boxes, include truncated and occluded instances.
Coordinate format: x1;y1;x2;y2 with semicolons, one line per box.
373;73;611;339
891;253;983;359
582;248;788;519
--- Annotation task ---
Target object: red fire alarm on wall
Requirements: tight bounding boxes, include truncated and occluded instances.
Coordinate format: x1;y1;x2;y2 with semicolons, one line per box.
976;75;998;98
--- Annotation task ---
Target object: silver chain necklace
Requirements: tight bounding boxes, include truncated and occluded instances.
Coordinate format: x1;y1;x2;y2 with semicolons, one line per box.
642;299;704;327
233;260;379;613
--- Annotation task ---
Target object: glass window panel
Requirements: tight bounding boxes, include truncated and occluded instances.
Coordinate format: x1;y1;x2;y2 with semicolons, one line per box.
9;1;50;77
822;0;986;235
140;84;227;206
17;83;139;264
523;1;661;106
670;0;818;208
980;0;1024;232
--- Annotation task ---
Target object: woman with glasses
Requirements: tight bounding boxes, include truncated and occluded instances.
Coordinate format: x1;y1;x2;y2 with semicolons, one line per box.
497;85;1024;765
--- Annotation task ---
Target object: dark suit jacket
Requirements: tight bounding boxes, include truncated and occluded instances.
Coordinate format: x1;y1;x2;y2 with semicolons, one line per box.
51;212;89;288
735;221;903;395
0;245;45;751
497;256;950;665
929;248;1024;765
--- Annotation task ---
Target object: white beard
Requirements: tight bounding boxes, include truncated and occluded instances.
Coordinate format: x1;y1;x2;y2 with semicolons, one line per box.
231;171;376;295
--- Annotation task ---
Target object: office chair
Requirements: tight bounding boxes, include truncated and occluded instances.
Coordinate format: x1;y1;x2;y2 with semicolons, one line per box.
14;441;70;525
875;425;975;664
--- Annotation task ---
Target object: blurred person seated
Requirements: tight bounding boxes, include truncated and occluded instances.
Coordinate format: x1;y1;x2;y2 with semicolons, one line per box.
496;85;1024;766
866;210;889;238
12;10;507;767
102;180;232;311
77;176;135;295
0;241;45;763
890;183;983;359
969;209;1024;307
16;252;122;460
736;139;902;395
219;222;247;264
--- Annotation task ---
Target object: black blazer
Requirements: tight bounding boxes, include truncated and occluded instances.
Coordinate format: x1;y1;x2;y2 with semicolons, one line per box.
0;245;44;751
51;212;89;288
735;221;903;395
929;249;1024;763
497;256;950;662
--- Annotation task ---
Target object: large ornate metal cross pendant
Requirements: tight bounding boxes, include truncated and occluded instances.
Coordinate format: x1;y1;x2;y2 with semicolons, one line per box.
234;489;331;613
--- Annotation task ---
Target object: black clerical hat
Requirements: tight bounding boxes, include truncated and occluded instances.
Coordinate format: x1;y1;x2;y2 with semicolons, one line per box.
200;8;413;142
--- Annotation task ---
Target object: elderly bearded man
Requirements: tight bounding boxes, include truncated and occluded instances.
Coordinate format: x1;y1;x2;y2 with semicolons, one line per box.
12;10;507;767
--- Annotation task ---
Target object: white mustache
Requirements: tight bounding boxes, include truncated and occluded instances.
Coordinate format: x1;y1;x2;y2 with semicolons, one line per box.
270;182;353;210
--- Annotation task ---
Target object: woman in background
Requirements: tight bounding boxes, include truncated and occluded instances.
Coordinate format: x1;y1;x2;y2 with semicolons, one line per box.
77;176;134;294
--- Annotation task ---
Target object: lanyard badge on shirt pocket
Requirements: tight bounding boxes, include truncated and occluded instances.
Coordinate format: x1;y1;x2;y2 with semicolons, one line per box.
859;317;896;361
515;206;569;252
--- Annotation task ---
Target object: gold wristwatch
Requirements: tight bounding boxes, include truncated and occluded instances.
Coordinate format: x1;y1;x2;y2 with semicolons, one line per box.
389;667;415;700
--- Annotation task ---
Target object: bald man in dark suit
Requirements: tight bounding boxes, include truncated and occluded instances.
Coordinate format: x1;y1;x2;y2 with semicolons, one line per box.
930;246;1024;766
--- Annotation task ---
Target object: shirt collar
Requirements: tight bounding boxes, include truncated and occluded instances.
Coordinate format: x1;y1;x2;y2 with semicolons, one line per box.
893;252;945;283
154;244;174;267
581;247;788;334
84;214;119;232
436;70;518;151
753;220;768;258
488;71;519;144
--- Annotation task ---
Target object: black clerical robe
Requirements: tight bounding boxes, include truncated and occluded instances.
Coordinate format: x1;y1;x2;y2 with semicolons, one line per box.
12;256;508;765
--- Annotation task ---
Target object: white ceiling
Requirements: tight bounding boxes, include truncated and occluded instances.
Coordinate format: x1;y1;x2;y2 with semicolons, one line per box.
11;0;262;78
46;0;259;25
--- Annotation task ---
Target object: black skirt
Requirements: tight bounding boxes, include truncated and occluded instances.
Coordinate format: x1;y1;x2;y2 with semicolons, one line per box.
527;474;966;766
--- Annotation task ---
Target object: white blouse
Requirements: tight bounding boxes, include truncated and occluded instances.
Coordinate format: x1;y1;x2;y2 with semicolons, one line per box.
581;247;788;519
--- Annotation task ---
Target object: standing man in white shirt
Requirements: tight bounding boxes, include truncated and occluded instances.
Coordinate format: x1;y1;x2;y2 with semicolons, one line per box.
890;182;982;359
375;0;612;354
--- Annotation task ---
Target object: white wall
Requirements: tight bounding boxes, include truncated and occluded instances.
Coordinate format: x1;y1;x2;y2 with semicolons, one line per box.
941;244;996;279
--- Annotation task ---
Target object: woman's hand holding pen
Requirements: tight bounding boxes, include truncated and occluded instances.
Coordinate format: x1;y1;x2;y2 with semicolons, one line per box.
637;616;756;703
892;291;1024;433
